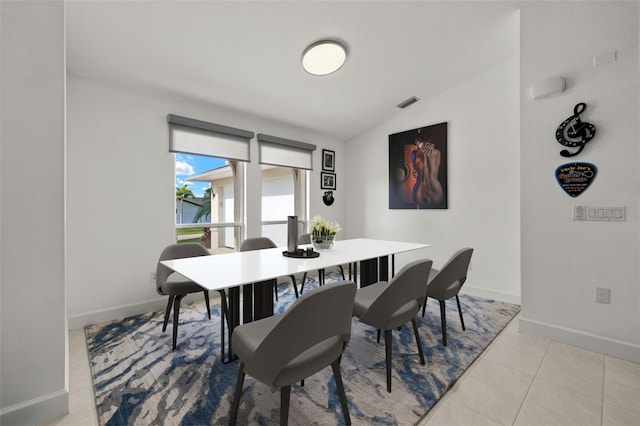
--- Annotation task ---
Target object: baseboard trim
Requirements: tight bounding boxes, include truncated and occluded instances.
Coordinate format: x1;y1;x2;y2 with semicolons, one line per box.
68;298;167;329
462;285;521;305
0;389;68;426
67;292;218;329
520;316;640;364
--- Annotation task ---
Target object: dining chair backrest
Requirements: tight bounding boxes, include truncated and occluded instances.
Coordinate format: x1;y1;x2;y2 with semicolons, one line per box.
427;248;473;300
358;259;432;328
156;243;210;295
298;233;311;245
240;237;277;252
237;280;356;387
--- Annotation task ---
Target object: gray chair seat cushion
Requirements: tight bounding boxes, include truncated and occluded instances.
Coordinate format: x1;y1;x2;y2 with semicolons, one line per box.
353;281;389;317
354;281;420;330
232;315;281;363
160;274;205;295
273;336;343;387
428;266;464;301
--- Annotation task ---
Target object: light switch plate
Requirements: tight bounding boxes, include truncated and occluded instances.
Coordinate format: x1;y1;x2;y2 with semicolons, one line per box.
573;205;626;222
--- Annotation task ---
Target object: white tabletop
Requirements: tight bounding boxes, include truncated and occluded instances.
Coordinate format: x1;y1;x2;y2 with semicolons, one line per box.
161;238;431;292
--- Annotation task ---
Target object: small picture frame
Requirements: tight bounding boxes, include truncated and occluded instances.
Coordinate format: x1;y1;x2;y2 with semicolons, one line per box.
322;149;335;171
321;172;336;190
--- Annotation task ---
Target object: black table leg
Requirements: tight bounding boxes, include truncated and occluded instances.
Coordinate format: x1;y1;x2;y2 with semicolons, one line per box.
253;279;275;320
379;255;389;282
359;258;378;287
221;287;241;364
242;284;253;324
359;255;390;287
392;254;395;278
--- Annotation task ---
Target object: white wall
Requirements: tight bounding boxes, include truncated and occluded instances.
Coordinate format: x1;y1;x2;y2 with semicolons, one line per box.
66;75;345;327
0;1;68;424
520;1;639;363
345;53;521;304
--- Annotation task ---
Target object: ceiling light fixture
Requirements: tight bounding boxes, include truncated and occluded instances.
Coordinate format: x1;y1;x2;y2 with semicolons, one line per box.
302;40;347;76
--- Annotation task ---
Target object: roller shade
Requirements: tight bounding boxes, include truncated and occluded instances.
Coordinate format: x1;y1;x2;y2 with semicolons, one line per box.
257;133;316;170
168;114;253;162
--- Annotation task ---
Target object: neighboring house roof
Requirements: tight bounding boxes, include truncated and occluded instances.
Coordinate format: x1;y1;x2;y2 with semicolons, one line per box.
178;197;204;207
187;165;232;182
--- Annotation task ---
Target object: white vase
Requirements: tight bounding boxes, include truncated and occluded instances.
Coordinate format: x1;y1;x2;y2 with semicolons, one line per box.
312;235;335;250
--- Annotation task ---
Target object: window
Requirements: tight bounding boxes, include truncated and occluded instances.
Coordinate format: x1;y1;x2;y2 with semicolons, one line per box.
169;114;252;252
261;166;309;246
257;133;315;246
175;153;244;252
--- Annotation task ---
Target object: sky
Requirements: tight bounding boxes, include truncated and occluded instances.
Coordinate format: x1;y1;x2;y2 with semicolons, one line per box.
175;153;227;197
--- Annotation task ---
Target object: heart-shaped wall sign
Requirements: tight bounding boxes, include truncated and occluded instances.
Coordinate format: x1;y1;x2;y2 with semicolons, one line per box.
555;162;597;197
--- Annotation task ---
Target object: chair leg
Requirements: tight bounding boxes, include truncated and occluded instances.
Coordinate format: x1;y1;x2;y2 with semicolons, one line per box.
456;295;466;331
439;300;447;347
411;318;425;365
162;295;174;332
331;359;351;425
229;362;246;426
280;385;291;426
377;329;381;343
203;291;211;319
421;299;427;317
338;264;346;280
300;272;307;294
274;282;279;301
288;275;299;299
172;294;185;350
384;329;392;393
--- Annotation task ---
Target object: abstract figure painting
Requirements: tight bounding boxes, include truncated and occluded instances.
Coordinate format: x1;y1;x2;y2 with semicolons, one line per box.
389;122;448;209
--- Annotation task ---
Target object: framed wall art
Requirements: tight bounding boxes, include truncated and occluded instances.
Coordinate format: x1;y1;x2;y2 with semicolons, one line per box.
322;149;335;171
388;122;448;209
321;172;336;190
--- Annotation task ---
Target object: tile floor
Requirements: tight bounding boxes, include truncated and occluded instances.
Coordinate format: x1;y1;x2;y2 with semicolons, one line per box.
43;314;640;426
420;316;640;426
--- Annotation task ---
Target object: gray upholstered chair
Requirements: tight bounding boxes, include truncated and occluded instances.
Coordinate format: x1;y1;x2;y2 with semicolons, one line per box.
296;233;345;293
240;237;300;299
419;248;474;346
156;243;211;350
352;259;432;392
229;280;356;426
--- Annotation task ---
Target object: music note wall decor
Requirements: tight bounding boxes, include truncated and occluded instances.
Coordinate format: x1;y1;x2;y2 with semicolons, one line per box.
555;102;596;157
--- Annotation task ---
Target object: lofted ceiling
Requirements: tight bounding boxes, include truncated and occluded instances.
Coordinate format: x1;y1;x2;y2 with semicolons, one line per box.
66;1;520;141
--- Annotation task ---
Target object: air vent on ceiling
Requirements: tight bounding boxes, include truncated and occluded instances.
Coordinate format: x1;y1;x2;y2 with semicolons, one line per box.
396;96;420;109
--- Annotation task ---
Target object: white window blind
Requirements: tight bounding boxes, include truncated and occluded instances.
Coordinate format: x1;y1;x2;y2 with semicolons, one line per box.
168;114;254;162
257;133;316;170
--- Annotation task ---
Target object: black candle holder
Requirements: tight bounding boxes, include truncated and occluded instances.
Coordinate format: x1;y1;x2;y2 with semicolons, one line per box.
282;248;320;258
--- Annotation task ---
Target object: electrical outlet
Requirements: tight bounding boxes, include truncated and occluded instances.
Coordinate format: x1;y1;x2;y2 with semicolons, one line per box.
595;287;610;304
150;272;157;283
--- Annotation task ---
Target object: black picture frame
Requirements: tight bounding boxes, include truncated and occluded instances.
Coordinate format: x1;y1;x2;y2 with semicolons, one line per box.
322;149;335;171
321;172;336;190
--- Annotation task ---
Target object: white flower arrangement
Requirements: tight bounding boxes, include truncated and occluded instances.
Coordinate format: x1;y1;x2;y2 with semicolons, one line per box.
310;215;342;242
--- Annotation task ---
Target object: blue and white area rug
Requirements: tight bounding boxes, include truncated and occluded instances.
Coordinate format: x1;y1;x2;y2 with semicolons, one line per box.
85;275;520;425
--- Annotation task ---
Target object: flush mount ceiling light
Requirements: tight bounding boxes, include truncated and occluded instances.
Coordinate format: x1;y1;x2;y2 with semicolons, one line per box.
301;40;347;76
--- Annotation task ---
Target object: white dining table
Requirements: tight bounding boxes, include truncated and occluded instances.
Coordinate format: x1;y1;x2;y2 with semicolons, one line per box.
161;238;430;292
160;238;431;361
